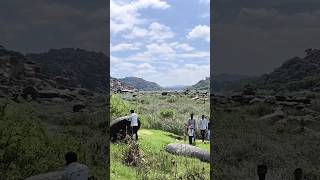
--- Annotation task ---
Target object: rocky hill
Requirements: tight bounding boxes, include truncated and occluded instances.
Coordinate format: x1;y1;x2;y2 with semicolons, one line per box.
255;48;320;92
118;77;163;91
0;45;105;108
27;48;108;92
110;77;137;92
191;77;210;91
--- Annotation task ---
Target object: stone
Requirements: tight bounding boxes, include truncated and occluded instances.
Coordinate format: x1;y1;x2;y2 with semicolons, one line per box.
25;170;64;180
110;116;141;142
161;92;168;96
259;109;285;123
249;98;264;104
165;143;210;162
73;104;86;112
22;86;39;99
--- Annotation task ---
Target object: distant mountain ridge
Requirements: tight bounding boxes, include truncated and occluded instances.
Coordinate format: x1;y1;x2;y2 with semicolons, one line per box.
119;77;163;91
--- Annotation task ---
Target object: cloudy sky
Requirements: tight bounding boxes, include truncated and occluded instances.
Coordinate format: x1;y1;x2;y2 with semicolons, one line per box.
213;0;320;76
110;0;210;87
0;0;106;53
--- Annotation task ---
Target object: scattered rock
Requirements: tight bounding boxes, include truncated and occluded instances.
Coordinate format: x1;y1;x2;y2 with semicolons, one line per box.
249;97;264;104
73;103;86;112
161;92;168;96
259;109;285;123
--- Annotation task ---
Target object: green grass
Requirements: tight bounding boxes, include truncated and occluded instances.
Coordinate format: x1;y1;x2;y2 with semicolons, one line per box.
111;129;210;179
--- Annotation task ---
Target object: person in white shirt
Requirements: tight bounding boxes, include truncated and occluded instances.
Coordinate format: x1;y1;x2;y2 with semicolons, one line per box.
199;115;208;142
129;109;139;140
62;151;94;180
186;113;196;145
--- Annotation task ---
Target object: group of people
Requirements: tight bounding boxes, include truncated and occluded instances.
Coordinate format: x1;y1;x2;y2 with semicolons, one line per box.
186;113;210;145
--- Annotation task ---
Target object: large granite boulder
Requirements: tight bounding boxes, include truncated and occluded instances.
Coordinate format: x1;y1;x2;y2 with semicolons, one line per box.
25;171;64;180
165;143;210;162
110;116;141;142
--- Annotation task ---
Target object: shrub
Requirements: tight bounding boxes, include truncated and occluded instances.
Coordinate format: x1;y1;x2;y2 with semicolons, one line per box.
160;109;176;119
111;95;133;119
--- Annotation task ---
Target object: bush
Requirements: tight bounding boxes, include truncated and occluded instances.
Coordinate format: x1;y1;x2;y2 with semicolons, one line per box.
111;95;133;119
160;109;176;119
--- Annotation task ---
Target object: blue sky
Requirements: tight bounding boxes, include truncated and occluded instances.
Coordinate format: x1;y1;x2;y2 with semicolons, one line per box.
111;0;210;86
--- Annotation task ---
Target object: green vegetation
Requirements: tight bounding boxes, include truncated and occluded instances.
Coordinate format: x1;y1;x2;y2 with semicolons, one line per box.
213;102;320;179
111;129;210;180
115;93;209;136
0;99;107;179
110;93;210;179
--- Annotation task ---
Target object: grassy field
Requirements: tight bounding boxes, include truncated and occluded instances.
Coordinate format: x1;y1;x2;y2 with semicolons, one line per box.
111;129;210;179
110;93;210;179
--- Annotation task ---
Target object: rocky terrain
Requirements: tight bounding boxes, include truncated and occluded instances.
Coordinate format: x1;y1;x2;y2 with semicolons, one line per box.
255;49;320;92
110;77;137;93
118;77;163;91
0;46;106;109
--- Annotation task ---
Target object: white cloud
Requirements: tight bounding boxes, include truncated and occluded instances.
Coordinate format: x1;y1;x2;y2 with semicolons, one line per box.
123;26;148;39
199;0;210;4
147;22;175;42
111;0;170;34
111;43;140;52
170;42;194;51
187;25;210;42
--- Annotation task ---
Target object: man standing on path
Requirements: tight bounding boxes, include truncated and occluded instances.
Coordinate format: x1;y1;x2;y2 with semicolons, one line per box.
199;115;208;143
187;113;196;145
129;109;139;140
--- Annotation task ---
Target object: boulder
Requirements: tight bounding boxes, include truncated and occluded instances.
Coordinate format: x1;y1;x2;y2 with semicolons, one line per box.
165;143;210;162
38;90;60;98
110;116;141;142
264;96;276;104
25;170;64;180
275;95;286;101
73;103;86;112
259;109;285;123
249;98;264;105
277;101;298;107
161;92;168;96
22;86;39;99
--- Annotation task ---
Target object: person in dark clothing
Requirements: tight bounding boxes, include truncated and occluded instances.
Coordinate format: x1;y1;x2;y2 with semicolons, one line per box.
294;168;303;180
257;164;267;180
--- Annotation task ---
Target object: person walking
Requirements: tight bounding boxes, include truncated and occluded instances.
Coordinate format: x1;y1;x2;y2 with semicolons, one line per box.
199;115;208;142
187;113;196;145
129;109;139;140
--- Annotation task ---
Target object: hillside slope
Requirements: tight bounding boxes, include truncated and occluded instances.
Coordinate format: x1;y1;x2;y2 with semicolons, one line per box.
255;48;320;91
119;77;163;91
27;48;108;91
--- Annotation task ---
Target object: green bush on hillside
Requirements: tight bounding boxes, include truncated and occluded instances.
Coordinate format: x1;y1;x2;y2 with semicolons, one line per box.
160;109;176;119
111;95;133;119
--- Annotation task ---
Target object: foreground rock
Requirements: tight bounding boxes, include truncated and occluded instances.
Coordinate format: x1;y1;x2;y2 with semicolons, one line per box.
110;116;141;142
25;171;64;180
165;143;210;162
